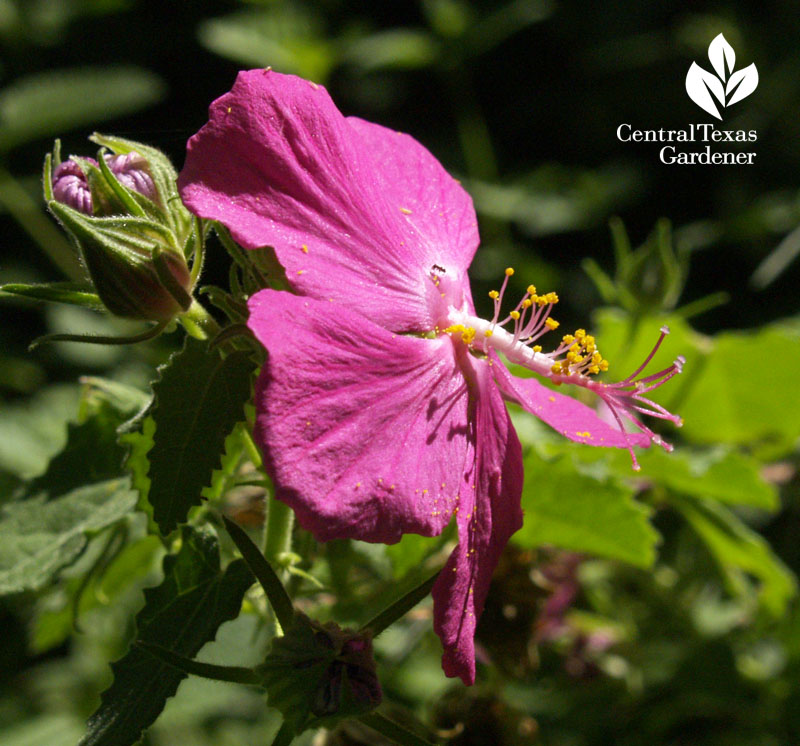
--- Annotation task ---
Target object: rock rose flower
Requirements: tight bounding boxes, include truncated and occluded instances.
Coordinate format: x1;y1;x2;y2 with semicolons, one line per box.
178;70;682;684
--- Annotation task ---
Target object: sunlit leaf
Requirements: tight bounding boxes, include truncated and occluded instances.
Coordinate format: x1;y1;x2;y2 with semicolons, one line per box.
0;477;136;595
78;527;253;746
514;449;658;567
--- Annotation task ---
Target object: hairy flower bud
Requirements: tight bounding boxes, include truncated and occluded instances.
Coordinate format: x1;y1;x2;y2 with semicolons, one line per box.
52;158;97;215
45;137;196;322
104;152;158;203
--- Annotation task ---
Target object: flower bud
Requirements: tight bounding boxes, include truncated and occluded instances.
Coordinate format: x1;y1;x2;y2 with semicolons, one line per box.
52;158;97;215
257;614;382;731
104;152;158;204
45;137;196;322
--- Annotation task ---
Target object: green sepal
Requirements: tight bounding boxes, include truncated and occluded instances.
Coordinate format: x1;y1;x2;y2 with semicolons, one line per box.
91;133;193;244
48;200;191;321
0;281;103;310
256;614;383;734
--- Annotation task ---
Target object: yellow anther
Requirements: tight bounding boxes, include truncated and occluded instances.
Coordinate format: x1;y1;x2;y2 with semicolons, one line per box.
488;290;500;299
527;285;536;295
505;267;515;276
575;328;586;339
545;317;559;330
522;298;533;308
484;329;493;337
584;335;595;346
461;327;476;344
545;292;559;304
592;352;603;364
532;345;542;352
570;344;581;354
551;363;563;375
589;365;600;374
510;310;520;320
562;334;575;344
599;359;609;371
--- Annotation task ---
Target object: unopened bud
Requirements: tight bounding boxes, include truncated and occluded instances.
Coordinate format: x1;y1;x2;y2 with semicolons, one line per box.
52;158;97;215
104;152;158;203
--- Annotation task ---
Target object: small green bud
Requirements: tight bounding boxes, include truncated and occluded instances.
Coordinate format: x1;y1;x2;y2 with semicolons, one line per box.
257;614;382;733
45;136;196;322
48;201;192;321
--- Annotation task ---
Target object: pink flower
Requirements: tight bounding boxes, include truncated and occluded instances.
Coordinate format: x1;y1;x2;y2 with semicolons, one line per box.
178;70;682;685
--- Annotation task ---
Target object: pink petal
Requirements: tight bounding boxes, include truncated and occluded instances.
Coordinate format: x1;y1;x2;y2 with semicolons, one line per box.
492;358;650;449
180;70;479;332
431;355;524;685
247;289;472;543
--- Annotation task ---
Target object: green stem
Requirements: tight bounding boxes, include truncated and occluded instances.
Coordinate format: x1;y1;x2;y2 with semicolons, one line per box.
264;495;294;564
223;516;296;630
360;570;440;637
180;298;221;339
135;641;262;686
0;165;84;280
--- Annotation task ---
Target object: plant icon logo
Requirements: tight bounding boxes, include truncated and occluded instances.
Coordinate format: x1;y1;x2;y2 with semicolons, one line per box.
686;34;758;120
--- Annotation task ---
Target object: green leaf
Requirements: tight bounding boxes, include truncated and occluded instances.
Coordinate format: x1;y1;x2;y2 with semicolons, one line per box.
0;384;79;479
678;324;800;454
28;393;132;498
385;533;443;578
514;449;658;567
0;67;165;152
79;527;254;746
673;496;796;616
0;282;103;310
197;9;334;83
0;477;136;595
635;447;778;510
340;29;439;70
147;337;255;534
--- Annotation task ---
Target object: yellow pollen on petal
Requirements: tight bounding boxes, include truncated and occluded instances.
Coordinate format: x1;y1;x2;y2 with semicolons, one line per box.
301;244;309;253
399;207;412;214
484;329;493;337
576;431;591;438
297;270;306;275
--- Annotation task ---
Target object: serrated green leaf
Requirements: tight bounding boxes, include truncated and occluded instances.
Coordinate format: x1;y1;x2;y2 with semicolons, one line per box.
0;67;165;152
514;449;658;567
673;496;796;616
79;527;254;746
146;338;255;533
0;477;136;595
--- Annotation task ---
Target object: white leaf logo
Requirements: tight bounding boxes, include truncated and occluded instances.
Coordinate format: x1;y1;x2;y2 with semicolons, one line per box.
685;34;758;119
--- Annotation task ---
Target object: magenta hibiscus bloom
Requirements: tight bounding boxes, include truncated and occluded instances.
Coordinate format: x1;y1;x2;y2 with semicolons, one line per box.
178;70;682;685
